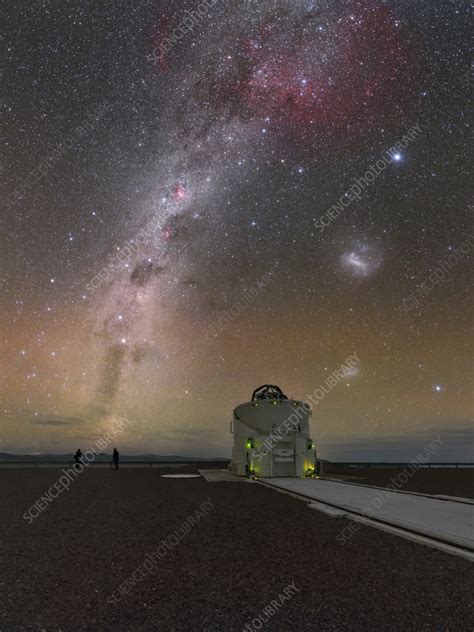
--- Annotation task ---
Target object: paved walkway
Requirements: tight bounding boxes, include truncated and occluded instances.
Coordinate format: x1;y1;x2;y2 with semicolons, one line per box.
198;469;250;482
261;478;474;551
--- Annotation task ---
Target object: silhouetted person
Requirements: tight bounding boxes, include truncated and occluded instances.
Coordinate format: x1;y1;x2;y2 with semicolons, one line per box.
112;448;119;470
74;449;83;470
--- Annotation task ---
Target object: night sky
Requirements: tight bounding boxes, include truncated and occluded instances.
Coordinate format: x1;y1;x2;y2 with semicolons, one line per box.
1;1;472;459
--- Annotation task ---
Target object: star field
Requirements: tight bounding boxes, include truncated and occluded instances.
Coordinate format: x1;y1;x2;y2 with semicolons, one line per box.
1;0;472;459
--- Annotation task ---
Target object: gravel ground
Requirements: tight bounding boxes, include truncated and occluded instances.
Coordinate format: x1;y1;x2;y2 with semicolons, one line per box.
1;464;473;631
324;466;474;499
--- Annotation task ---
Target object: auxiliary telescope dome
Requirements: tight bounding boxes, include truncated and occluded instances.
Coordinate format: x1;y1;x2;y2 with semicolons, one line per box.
229;385;316;478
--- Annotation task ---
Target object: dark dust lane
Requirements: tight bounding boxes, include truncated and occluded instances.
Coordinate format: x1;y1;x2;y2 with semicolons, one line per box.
1;467;473;631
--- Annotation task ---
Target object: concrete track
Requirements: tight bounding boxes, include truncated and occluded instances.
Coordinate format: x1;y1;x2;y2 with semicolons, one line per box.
259;477;474;561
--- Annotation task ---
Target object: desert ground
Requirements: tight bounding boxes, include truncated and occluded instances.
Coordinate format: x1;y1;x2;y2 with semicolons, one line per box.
1;464;473;631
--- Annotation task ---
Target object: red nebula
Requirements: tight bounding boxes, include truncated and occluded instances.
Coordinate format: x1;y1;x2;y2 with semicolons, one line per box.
151;12;173;72
241;5;424;136
161;225;172;241
246;58;323;127
172;183;187;202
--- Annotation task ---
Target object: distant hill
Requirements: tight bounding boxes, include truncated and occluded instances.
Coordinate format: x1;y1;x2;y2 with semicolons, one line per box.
0;453;229;462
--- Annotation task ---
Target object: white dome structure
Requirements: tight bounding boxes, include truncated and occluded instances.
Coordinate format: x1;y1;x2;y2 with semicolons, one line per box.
229;385;316;478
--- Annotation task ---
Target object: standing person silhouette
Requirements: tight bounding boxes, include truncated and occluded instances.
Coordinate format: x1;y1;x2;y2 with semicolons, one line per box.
112;448;119;471
74;449;83;470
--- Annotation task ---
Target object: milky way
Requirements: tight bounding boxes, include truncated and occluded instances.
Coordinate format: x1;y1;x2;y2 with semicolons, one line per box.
1;1;472;459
